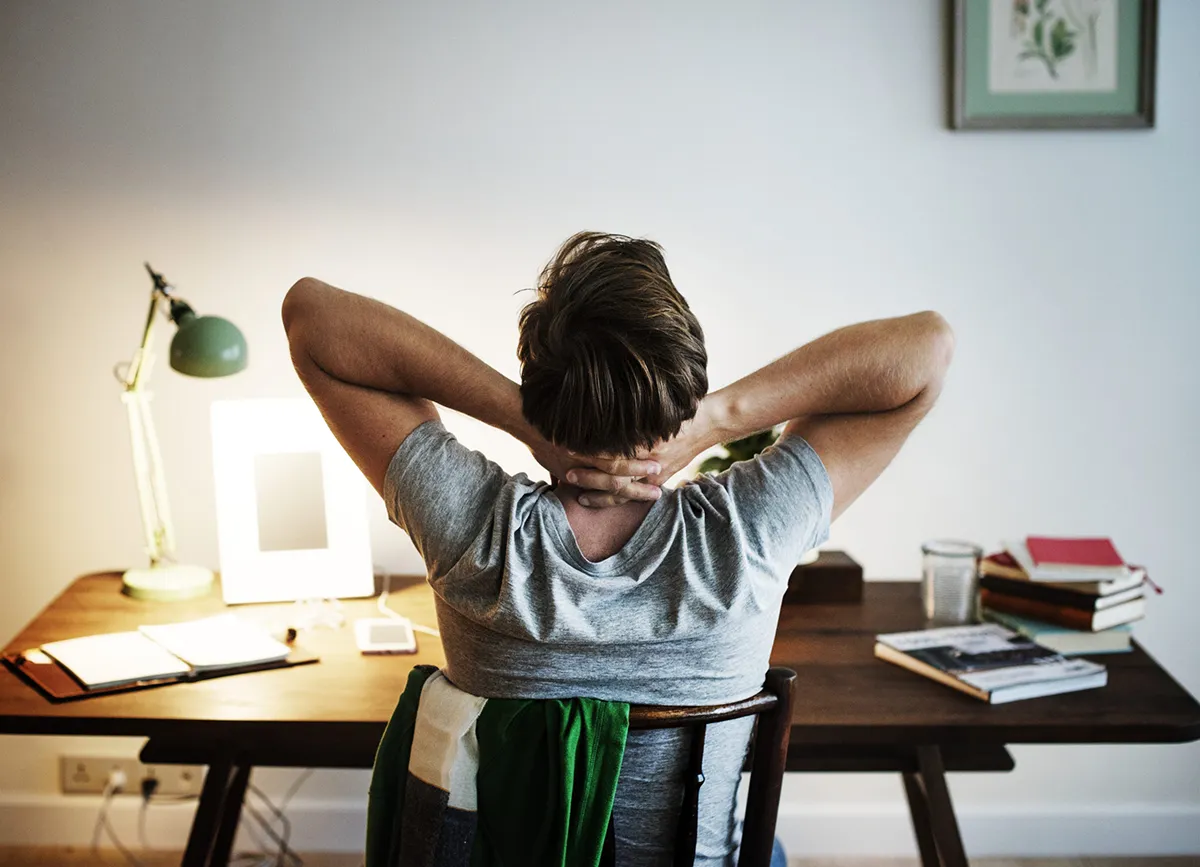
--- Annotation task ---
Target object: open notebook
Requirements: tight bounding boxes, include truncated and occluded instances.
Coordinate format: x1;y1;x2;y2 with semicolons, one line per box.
36;614;295;691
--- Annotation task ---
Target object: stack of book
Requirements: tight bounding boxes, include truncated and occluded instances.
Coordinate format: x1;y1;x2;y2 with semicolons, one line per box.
978;537;1148;656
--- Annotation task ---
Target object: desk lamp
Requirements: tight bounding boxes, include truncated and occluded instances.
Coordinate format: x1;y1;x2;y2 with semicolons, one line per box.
114;263;247;601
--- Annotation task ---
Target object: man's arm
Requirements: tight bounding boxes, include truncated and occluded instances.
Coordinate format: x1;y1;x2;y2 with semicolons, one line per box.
575;312;953;516
713;312;954;518
281;278;660;498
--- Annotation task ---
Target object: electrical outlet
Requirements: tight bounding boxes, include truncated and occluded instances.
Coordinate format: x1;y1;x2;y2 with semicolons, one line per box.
60;756;141;794
144;762;206;797
60;755;205;796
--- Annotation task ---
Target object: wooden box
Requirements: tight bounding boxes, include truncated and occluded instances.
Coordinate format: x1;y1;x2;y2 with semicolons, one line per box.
784;550;863;605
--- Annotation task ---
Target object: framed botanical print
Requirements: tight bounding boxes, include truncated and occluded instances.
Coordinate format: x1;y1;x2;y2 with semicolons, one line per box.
951;0;1157;129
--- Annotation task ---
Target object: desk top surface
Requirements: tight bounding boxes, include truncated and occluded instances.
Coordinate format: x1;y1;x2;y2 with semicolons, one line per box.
2;573;1197;746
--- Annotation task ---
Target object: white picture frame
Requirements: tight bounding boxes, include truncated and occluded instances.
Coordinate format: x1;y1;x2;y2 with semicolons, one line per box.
211;398;374;604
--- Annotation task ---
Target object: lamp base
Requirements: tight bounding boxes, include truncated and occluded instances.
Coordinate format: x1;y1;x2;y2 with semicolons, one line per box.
122;563;214;602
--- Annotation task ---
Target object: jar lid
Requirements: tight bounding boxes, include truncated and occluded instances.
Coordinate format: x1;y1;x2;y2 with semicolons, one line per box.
921;539;982;558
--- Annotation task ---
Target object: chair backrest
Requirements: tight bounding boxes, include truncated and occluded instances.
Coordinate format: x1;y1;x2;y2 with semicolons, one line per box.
626;666;797;867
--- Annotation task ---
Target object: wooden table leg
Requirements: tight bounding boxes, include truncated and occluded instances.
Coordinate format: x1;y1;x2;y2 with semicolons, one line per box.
902;771;942;867
209;764;251;866
915;745;970;867
182;759;251;867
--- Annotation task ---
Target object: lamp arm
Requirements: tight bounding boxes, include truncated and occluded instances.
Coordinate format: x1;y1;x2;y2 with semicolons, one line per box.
136;390;178;562
122;391;171;564
125;287;167;391
118;280;178;567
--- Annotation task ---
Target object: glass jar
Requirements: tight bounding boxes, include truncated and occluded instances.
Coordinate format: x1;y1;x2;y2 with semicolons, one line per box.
920;539;983;625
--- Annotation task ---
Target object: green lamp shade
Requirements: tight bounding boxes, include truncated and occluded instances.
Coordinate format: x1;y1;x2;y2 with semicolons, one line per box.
169;314;248;377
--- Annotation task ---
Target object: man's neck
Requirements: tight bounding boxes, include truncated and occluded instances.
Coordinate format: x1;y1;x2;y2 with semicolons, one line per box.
555;483;656;563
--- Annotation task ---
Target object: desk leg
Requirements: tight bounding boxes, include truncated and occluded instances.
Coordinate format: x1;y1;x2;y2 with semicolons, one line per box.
901;771;942;867
900;746;969;867
182;760;251;867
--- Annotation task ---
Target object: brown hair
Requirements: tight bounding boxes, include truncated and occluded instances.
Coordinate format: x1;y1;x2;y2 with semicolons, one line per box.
517;232;708;456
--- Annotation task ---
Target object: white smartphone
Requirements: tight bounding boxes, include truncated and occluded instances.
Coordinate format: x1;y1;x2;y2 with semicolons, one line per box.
354;617;418;655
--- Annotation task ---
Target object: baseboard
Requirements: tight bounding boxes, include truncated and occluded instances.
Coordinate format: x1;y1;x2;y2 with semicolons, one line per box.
772;802;1200;857
1;794;1198;856
0;793;364;853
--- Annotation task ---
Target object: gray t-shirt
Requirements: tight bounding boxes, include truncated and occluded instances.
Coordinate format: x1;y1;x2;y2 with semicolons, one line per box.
384;421;832;866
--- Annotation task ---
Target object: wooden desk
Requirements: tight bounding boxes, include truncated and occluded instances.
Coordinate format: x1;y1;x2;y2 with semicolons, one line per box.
772;585;1200;867
2;575;1198;867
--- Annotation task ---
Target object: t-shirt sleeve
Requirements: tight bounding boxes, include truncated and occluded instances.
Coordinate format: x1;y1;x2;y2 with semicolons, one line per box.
703;432;834;574
382;421;509;577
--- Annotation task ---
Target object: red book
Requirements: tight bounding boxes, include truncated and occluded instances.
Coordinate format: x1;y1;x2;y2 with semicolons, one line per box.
1026;537;1124;568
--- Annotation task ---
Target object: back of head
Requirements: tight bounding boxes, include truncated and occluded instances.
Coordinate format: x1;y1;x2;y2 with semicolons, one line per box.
517;232;708;456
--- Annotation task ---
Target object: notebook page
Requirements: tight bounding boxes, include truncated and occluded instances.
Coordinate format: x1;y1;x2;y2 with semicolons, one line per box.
40;631;192;689
139;614;290;671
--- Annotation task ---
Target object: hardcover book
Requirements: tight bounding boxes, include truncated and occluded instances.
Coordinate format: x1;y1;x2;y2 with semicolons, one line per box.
982;551;1143;596
979;588;1145;632
978;574;1145;612
981;609;1133;656
1005;540;1136;584
1026;536;1124;568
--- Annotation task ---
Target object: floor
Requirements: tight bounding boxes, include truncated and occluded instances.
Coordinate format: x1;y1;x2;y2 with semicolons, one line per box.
790;861;1200;867
1;851;1197;867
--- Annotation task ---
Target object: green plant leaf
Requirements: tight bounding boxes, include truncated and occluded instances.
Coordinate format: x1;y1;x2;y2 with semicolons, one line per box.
1035;0;1050;13
1032;18;1045;49
698;428;780;474
725;430;778;461
698;456;733;475
1050;18;1075;60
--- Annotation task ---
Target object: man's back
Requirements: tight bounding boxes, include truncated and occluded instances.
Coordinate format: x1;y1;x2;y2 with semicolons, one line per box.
282;233;952;864
385;421;832;865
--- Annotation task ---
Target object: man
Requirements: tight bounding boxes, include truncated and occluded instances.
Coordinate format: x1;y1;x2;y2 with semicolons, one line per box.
283;232;954;865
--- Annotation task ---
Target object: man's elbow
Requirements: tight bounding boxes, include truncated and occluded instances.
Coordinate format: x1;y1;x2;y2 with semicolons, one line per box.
281;277;324;336
917;310;955;383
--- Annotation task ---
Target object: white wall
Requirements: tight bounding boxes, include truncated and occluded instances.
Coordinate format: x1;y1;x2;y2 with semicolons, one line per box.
1;0;1197;856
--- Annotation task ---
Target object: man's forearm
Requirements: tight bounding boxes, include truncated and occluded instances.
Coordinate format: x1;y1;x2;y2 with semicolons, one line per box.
282;278;532;440
706;312;954;443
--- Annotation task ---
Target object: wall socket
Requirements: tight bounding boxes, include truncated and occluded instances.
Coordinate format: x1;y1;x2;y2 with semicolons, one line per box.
60;755;206;797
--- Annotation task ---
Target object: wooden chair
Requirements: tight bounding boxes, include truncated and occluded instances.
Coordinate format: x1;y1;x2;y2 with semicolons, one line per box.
627;667;798;867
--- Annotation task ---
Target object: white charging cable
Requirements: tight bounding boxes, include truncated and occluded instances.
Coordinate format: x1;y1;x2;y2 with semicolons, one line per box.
377;571;440;638
91;769;144;866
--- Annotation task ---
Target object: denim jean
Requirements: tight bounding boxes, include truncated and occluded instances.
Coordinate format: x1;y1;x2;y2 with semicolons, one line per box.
733;833;787;866
770;837;787;867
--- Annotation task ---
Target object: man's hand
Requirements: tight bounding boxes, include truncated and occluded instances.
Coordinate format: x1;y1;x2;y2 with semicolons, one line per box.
642;399;727;485
540;396;728;507
527;433;663;508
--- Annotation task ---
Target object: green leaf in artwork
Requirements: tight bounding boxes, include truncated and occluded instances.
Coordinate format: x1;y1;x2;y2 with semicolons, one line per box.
1032;18;1045;48
1035;0;1050;12
1050;18;1076;60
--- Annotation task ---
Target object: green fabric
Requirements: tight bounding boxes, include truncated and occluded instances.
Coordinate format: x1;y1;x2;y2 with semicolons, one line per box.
365;665;629;867
366;663;439;867
472;698;630;867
